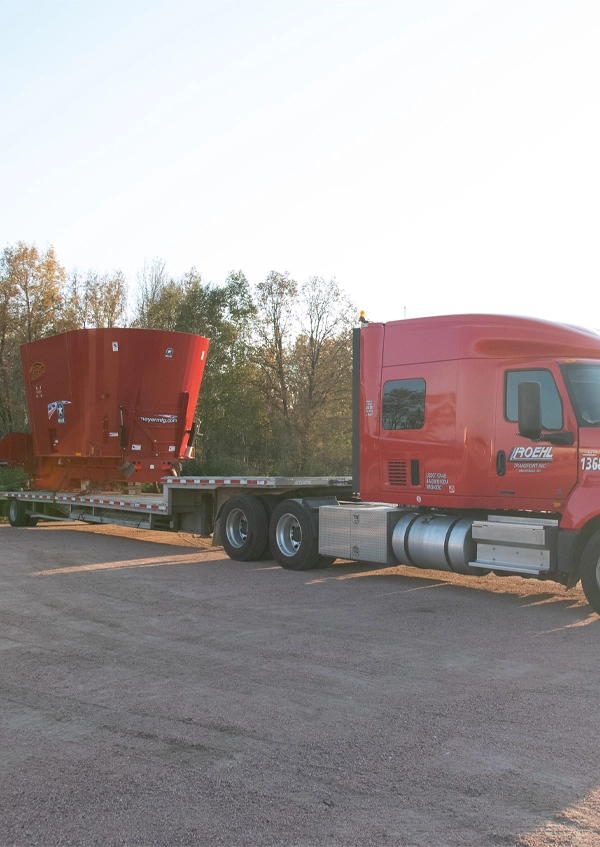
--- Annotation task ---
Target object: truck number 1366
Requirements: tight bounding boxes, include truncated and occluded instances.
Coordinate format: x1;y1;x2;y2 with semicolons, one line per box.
581;456;600;471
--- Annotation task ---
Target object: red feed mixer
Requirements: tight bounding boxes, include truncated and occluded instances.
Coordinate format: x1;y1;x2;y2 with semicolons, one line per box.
0;328;209;490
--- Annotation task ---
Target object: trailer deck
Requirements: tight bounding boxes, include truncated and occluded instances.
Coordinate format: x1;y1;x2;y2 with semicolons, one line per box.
0;476;354;534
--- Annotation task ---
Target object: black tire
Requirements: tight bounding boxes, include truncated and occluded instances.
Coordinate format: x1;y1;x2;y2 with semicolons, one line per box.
269;499;333;571
27;516;39;527
220;495;269;561
8;499;28;527
580;531;600;614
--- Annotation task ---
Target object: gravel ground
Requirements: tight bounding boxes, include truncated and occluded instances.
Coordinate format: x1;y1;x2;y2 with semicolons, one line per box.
1;520;599;847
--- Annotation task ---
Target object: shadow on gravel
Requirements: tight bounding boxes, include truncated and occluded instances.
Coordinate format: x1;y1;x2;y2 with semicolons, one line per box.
18;521;600;626
303;558;599;625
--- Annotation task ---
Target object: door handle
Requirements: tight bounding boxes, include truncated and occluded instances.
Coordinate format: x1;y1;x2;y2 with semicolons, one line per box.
496;450;506;476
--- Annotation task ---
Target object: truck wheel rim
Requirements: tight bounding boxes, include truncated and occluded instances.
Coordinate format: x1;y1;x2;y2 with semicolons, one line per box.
276;513;302;557
596;558;600;587
225;508;248;548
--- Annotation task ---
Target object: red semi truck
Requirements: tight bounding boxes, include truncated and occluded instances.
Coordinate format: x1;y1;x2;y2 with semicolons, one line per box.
4;314;600;615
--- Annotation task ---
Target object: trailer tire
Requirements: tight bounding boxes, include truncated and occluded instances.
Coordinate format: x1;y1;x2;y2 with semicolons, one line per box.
8;499;28;527
221;495;269;561
580;530;600;615
270;500;331;571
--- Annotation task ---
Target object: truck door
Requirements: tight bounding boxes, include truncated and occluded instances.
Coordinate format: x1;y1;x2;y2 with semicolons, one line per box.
492;365;578;505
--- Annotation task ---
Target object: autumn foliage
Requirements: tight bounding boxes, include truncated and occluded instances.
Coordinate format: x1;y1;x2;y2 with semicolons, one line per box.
0;244;355;477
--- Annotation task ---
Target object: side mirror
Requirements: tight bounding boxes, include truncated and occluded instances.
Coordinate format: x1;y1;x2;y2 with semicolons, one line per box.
518;381;542;440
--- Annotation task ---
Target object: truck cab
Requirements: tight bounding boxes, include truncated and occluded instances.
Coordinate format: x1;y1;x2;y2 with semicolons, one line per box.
341;314;600;611
358;314;600;519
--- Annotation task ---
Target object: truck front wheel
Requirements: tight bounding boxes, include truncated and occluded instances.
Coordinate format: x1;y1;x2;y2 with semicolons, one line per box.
8;499;28;527
580;531;600;615
221;495;269;561
269;500;333;571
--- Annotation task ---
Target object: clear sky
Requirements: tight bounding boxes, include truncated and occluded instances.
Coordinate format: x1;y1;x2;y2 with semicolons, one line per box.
2;0;599;327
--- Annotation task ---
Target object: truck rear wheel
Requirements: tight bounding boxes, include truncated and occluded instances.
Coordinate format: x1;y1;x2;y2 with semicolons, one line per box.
221;495;269;561
8;499;28;527
269;500;332;571
580;531;600;615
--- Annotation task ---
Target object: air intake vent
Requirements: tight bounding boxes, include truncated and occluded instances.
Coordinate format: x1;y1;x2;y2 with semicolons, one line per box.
388;461;408;486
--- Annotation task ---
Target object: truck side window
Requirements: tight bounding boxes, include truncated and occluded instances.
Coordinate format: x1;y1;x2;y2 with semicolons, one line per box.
561;364;600;426
505;370;563;430
382;379;425;430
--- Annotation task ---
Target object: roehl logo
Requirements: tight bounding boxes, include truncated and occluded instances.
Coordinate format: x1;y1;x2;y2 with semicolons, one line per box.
509;446;554;462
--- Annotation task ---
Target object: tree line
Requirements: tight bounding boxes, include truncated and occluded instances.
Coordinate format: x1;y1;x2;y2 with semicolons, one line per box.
0;242;356;476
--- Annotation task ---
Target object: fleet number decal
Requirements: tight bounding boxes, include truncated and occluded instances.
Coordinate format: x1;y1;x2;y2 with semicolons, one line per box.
581;456;600;471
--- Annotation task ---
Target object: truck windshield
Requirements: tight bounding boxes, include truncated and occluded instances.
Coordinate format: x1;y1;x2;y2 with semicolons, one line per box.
562;364;600;426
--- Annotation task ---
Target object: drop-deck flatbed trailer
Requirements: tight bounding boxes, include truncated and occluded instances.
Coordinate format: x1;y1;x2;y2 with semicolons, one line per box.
0;476;353;546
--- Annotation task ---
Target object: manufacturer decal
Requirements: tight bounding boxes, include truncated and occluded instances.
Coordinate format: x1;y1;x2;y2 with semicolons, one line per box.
29;362;45;381
48;400;71;424
365;400;373;417
139;415;178;424
508;446;554;462
165;347;173;358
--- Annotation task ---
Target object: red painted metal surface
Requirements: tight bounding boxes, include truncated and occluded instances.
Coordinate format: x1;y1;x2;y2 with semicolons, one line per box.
359;314;600;522
19;328;209;488
0;431;33;466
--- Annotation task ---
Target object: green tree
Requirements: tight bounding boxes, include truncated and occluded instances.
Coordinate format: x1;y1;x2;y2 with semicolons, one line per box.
253;272;355;474
0;242;76;436
291;277;355;473
175;270;265;473
3;242;69;342
70;269;127;328
253;271;297;428
134;259;183;330
0;265;18;433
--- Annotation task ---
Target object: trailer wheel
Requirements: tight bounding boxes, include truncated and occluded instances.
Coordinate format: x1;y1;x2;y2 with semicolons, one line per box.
221;495;269;561
580;531;600;615
8;499;28;527
270;500;332;571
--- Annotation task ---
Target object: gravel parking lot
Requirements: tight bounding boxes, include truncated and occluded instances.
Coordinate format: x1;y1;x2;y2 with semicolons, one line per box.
1;520;600;846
